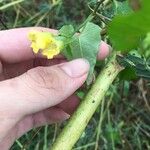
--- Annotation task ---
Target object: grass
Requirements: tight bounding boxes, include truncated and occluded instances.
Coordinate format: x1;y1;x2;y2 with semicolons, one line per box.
0;0;150;150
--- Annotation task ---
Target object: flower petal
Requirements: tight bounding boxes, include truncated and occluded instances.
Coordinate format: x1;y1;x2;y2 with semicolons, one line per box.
28;30;63;59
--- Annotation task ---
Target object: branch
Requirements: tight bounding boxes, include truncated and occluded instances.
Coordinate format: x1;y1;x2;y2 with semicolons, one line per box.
51;53;123;150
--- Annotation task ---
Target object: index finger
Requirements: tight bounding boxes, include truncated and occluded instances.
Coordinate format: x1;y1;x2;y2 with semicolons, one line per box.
0;27;110;63
0;27;57;63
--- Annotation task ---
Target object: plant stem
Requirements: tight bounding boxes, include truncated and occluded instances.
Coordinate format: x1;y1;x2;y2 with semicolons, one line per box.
75;0;105;33
0;18;8;29
92;0;105;16
51;54;123;150
75;14;94;33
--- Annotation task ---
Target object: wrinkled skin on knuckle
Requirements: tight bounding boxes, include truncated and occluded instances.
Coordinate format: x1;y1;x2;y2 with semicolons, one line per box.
23;66;69;94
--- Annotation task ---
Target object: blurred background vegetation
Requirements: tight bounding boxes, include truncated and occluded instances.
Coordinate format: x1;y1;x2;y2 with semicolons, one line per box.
0;0;150;150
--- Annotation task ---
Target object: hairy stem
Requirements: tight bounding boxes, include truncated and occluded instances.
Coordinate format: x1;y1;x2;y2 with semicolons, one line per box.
51;54;123;150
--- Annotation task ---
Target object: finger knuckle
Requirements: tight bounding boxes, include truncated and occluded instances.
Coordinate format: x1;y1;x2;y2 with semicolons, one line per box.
25;66;65;92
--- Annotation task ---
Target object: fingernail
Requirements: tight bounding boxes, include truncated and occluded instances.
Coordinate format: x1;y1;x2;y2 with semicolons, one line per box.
60;59;90;77
59;112;70;122
98;41;111;60
64;113;70;120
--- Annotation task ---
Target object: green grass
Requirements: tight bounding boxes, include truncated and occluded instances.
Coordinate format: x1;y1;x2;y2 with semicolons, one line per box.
0;0;150;150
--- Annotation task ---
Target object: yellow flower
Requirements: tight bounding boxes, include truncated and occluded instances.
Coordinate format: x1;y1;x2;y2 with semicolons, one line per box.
28;31;63;59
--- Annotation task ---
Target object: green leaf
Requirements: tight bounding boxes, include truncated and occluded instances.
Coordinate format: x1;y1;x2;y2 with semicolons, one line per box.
59;22;101;85
59;22;101;84
142;32;150;58
119;67;137;81
108;0;150;51
62;22;101;85
59;25;75;59
117;54;150;80
59;25;75;38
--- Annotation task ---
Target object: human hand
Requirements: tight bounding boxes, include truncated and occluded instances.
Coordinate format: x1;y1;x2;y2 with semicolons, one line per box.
0;27;110;150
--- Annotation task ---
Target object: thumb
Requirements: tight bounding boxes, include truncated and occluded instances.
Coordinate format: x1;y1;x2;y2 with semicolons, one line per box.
0;59;89;118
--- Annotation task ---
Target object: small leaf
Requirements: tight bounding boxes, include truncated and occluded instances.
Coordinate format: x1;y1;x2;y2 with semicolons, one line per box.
59;25;75;38
60;22;101;84
62;44;73;60
59;25;75;59
69;22;101;84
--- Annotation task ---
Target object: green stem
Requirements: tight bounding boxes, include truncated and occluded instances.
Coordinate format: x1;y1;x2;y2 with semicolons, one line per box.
51;54;123;150
75;0;104;33
92;0;105;16
74;14;94;33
